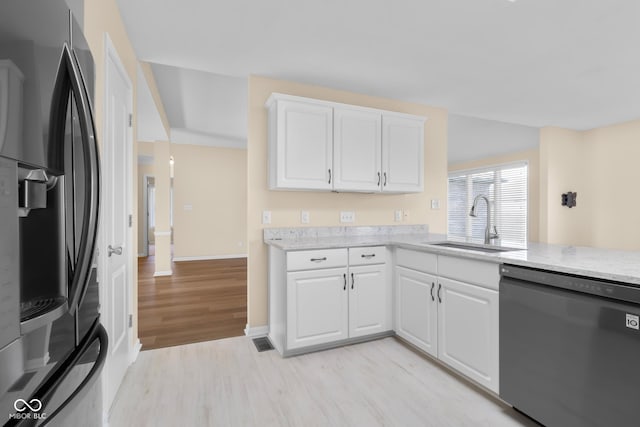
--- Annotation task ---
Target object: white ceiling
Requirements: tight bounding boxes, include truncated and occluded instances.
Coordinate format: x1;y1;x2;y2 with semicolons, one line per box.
151;64;247;148
136;65;169;143
117;0;640;134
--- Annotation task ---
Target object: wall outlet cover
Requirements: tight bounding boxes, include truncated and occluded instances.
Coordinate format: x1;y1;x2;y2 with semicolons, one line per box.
262;210;272;225
394;210;402;222
340;211;355;223
301;211;310;224
431;199;440;210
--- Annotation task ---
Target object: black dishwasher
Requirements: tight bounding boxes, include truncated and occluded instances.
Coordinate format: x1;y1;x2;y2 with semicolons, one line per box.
500;264;640;427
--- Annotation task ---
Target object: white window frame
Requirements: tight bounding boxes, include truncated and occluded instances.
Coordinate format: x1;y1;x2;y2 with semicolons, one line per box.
447;160;528;245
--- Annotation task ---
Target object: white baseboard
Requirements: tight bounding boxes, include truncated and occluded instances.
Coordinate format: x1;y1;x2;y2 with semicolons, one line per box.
244;325;269;337
153;270;172;277
173;254;247;262
129;339;142;364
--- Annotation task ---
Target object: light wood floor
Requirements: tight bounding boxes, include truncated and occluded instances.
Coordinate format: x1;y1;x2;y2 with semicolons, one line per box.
109;336;538;427
138;250;247;350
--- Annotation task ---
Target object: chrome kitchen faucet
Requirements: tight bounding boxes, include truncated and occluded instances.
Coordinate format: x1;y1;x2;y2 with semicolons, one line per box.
469;194;499;244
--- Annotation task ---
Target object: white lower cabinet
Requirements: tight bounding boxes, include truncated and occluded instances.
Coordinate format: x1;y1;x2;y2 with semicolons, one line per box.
271;246;390;355
349;264;388;338
286;267;349;350
437;277;499;393
395;267;438;357
395;249;500;394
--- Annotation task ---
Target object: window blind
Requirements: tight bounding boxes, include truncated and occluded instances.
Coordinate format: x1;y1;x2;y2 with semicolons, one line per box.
447;162;528;246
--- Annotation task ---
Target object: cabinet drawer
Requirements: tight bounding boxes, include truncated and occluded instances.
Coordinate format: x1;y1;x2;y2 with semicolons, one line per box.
287;248;348;271
349;246;386;265
395;248;437;274
437;255;499;290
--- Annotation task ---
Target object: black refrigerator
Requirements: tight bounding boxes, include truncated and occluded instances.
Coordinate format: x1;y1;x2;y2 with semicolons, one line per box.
0;1;108;426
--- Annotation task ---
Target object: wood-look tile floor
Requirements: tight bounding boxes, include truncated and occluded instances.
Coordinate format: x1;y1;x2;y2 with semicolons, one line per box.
109;336;538;427
138;251;247;350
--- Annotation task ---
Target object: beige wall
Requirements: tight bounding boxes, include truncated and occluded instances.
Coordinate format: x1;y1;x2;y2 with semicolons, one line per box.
247;75;448;328
449;149;540;242
540;120;640;250
171;144;247;258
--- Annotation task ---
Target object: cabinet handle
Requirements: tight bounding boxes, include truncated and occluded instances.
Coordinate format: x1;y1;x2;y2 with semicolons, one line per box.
437;283;442;303
383;172;387;186
351;273;354;289
360;254;376;259
328;169;332;184
377;172;381;186
430;282;435;301
343;273;347;291
310;257;327;262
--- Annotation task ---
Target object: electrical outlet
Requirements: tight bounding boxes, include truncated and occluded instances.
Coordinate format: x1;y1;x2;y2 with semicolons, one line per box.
262;210;271;224
340;211;355;223
183;204;193;211
301;211;310;224
431;199;440;210
394;210;402;222
403;210;410;220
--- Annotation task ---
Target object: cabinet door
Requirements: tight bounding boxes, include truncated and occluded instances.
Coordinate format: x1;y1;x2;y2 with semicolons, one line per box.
287;267;348;349
273;100;333;190
395;267;438;357
333;108;382;192
348;264;388;338
437;277;499;393
381;115;424;193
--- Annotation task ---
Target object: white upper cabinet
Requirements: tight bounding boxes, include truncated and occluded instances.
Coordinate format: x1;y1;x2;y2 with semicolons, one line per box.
268;98;333;190
266;93;425;193
333;107;382;192
382;115;424;193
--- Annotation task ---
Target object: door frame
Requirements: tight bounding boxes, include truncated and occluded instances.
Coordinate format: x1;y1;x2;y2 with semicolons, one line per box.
99;33;137;417
142;174;154;257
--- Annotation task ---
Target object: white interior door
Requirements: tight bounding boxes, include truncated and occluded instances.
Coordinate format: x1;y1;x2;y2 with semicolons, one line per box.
102;36;133;412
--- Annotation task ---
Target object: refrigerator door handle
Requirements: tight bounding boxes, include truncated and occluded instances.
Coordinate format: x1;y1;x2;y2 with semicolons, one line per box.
49;43;101;315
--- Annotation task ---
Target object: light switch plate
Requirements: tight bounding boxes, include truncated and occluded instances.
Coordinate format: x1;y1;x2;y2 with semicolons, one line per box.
262;210;272;224
301;211;310;224
394;210;402;222
340;211;355;223
184;204;193;211
431;199;440;210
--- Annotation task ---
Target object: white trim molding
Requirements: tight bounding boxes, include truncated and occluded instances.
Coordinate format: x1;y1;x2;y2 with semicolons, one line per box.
173;254;247;262
129;339;142;364
244;325;269;337
153;270;173;277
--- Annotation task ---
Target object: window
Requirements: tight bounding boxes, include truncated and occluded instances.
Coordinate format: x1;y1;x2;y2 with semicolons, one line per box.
447;162;528;246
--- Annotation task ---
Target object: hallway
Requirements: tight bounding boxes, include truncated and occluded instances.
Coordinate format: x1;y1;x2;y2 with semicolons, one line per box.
138;249;247;350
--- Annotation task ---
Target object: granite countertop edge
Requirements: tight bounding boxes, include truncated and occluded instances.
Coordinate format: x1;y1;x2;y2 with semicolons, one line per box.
264;233;640;285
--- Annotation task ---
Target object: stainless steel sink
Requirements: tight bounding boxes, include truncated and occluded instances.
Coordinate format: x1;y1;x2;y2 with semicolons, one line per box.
425;241;521;253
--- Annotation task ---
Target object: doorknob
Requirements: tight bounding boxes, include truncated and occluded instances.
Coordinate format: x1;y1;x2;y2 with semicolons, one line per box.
107;245;123;257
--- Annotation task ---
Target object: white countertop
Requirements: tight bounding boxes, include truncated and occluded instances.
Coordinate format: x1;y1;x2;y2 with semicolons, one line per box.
264;229;640;285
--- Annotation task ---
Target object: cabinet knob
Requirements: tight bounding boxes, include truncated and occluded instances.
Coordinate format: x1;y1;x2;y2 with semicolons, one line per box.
343;273;347;291
383;172;387;187
328;169;332;184
431;282;435;301
437;283;442;303
351;273;355;289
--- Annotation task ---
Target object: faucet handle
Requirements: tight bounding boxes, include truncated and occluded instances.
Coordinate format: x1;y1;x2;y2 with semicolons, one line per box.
490;226;499;239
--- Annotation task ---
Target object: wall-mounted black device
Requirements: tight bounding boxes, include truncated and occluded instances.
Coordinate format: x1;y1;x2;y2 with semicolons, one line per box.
561;192;577;208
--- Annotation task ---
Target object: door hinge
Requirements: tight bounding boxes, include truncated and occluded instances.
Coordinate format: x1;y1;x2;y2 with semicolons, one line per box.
128;314;133;328
128;214;133;227
128;113;133;127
